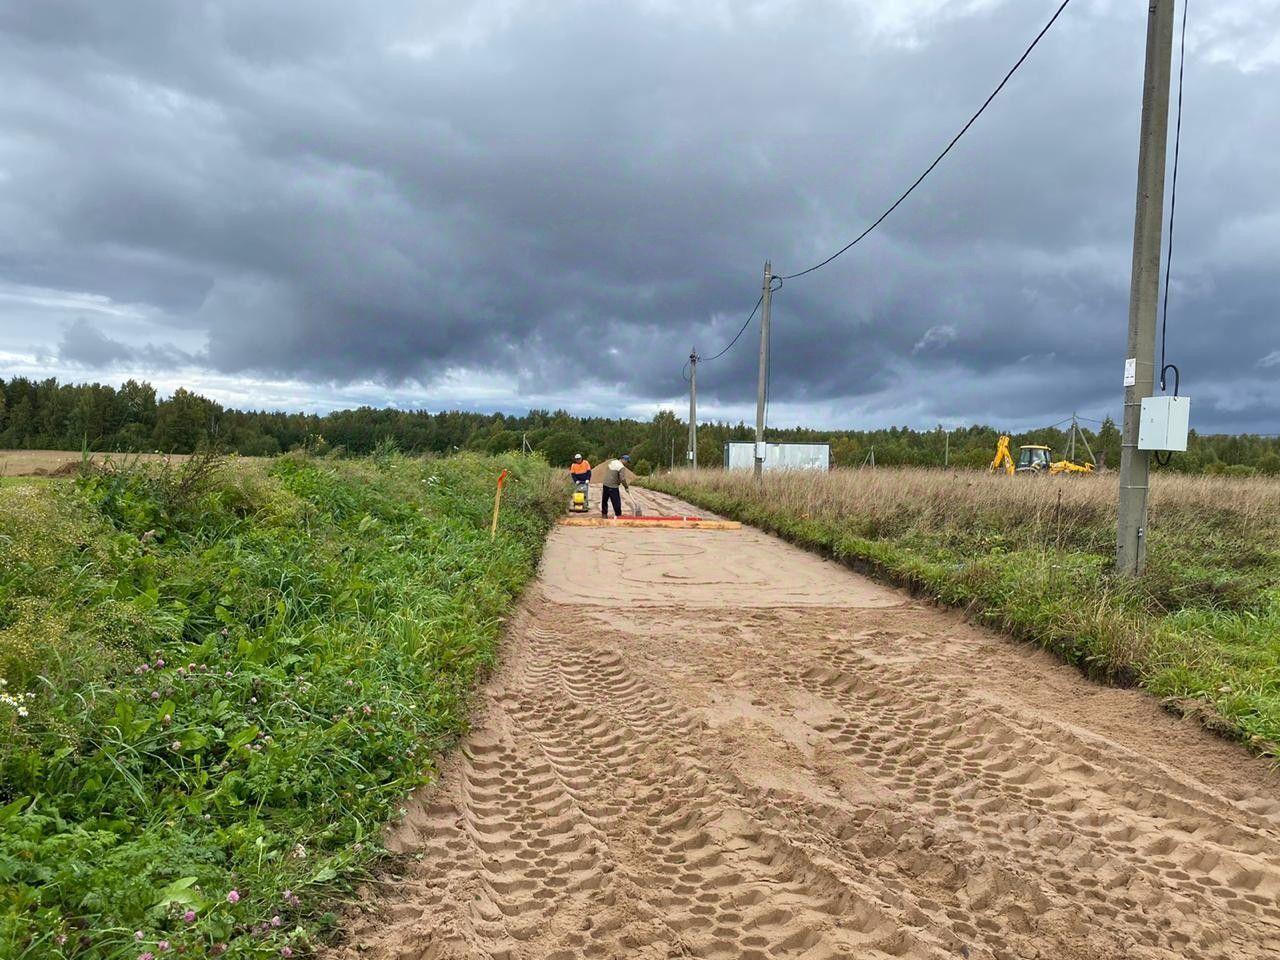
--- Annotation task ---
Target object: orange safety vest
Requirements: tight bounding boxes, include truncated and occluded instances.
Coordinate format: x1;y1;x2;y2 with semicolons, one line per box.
570;460;591;476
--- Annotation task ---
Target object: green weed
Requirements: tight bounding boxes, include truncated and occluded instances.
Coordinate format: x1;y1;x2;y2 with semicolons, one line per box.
0;452;559;959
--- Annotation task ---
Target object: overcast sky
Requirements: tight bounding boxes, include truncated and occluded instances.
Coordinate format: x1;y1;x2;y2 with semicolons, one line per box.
1;0;1277;432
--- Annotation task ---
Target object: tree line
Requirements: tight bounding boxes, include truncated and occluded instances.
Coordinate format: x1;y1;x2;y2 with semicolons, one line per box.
2;376;1278;475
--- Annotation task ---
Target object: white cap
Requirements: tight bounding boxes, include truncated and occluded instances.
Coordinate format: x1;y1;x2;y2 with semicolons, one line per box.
573;453;583;460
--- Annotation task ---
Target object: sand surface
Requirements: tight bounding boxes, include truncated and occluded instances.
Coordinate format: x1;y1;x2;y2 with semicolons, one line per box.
334;486;1280;959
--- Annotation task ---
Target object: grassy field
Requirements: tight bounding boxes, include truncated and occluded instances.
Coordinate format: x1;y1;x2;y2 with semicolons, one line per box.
0;451;561;959
648;468;1280;756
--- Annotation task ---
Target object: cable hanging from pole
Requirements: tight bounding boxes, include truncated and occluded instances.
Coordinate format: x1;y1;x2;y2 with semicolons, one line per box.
778;0;1075;281
1159;0;1188;397
1156;0;1190;468
697;294;763;364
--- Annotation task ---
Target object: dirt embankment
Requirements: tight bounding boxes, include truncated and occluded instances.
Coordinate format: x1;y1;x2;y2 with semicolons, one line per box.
334;486;1280;960
0;449;203;476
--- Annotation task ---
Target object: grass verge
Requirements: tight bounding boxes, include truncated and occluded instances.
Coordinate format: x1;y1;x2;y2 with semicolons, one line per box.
647;468;1280;757
0;451;560;959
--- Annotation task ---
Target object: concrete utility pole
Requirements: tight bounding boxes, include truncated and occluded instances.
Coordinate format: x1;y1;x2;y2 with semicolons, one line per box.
755;261;773;481
1117;0;1175;576
688;350;698;469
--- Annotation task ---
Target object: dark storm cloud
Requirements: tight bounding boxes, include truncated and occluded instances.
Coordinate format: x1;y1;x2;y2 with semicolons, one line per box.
0;0;1277;430
58;318;196;368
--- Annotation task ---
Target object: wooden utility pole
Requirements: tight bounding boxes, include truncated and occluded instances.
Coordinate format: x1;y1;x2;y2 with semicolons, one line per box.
754;262;773;481
1117;0;1175;576
688;350;698;469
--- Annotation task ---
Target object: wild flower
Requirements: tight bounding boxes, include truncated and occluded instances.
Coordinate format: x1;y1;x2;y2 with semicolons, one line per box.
362;705;372;715
56;934;67;945
281;948;293;958
139;953;155;960
134;931;145;941
271;915;282;928
170;741;182;751
156;941;170;952
227;889;240;903
183;910;197;923
0;679;34;717
150;691;160;701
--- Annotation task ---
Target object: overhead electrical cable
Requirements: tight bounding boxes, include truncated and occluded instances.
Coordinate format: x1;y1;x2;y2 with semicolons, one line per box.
698;294;764;364
1155;0;1190;467
779;0;1075;281
1159;0;1189;395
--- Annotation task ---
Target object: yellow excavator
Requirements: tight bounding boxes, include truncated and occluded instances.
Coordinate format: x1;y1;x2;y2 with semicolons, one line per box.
990;435;1095;476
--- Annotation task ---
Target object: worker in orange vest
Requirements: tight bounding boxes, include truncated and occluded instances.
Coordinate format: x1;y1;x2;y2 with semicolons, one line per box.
570;454;592;484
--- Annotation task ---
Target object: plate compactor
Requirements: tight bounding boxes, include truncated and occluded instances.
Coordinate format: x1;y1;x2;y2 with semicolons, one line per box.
569;480;590;513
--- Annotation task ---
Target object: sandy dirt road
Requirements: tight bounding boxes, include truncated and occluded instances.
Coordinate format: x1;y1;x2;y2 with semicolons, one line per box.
337;485;1280;960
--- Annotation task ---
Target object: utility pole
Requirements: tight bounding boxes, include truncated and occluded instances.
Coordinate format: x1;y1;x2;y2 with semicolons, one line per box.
754;261;773;481
1117;0;1175;576
944;429;950;468
688;350;698;469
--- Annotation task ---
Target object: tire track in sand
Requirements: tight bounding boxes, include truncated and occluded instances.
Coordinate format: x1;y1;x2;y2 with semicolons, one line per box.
332;486;1280;960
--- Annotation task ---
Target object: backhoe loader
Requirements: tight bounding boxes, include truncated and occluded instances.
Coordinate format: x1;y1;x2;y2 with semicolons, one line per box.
990;435;1094;476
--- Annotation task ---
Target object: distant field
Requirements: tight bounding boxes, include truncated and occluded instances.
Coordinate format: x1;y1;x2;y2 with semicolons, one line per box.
0;449;211;476
648;466;1280;756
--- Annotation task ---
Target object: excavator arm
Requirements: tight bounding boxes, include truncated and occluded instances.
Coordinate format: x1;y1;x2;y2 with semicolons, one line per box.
990;435;1015;476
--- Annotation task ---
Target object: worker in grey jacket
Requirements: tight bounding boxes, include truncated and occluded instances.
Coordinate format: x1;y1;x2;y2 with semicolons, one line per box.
599;455;631;518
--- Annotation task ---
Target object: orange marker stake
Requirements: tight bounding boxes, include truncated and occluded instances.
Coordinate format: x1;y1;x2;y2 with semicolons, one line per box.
490;469;509;540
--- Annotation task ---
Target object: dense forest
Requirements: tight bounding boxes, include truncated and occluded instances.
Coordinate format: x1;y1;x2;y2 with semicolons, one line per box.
2;376;1277;475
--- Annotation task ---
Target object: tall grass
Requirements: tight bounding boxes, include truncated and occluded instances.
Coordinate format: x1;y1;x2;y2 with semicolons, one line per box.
648;468;1280;754
0;451;560;960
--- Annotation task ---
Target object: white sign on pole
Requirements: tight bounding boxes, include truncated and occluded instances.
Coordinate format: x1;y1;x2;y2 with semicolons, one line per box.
1123;358;1137;387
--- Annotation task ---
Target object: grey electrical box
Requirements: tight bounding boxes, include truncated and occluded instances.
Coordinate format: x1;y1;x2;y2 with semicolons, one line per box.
1138;395;1190;452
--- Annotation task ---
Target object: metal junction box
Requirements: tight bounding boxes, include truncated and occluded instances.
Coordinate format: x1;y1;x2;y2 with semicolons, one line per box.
1138;395;1190;452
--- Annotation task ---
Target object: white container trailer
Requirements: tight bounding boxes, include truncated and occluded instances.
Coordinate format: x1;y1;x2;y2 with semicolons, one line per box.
723;441;830;471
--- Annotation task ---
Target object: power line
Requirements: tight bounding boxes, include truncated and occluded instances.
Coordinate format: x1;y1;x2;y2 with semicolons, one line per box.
779;0;1075;281
698;274;783;366
1159;0;1189;393
698;294;764;364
